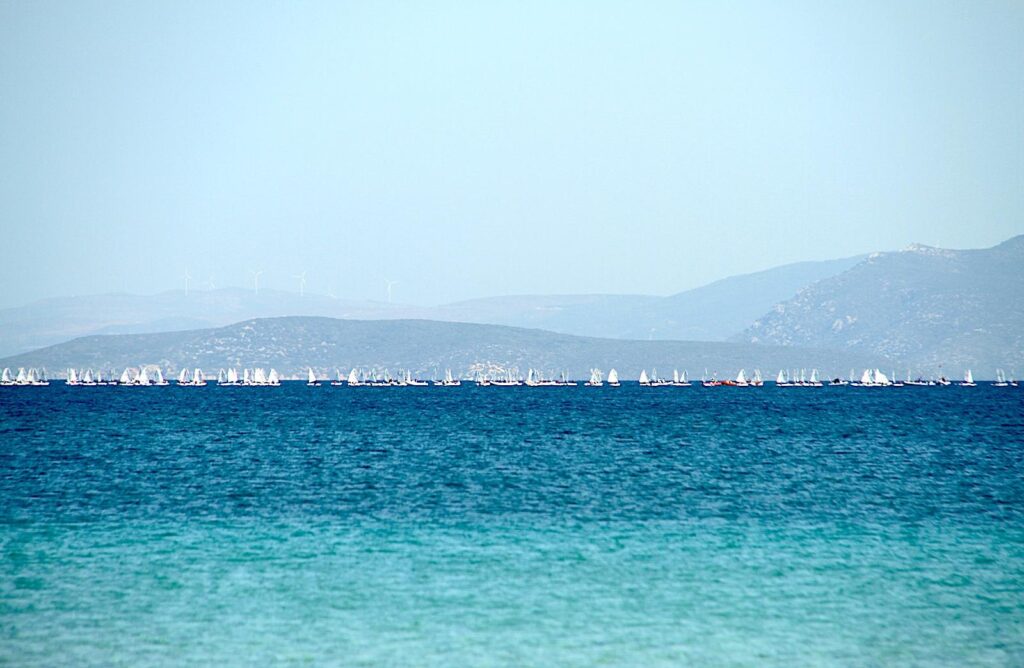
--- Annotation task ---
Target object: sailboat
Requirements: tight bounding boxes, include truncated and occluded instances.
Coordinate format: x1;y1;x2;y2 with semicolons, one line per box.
119;368;133;385
648;369;671;387
607;368;620;387
0;368;12;386
638;369;651;386
435;369;461;387
751;369;765;387
995;369;1009;387
307;368;320;387
854;369;875;387
725;369;749;387
178;368;190;385
586;369;603;387
24;368;48;386
405;370;428;386
672;369;691;387
961;369;976;387
806;369;822;388
347;369;361;387
267;369;281;386
776;369;792;387
67;368;81;386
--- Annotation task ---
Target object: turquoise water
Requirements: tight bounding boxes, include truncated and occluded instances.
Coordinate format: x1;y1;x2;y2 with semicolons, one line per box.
2;385;1023;665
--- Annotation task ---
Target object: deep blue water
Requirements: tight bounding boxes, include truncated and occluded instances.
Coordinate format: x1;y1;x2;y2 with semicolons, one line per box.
2;384;1023;665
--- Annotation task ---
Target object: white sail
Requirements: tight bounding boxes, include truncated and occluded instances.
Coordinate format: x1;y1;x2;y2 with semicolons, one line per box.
964;369;974;384
179;369;189;384
776;370;786;384
588;369;601;385
195;369;204;384
68;368;79;384
253;368;267;385
809;369;819;383
1;368;11;383
308;368;317;384
639;369;650;385
874;369;890;385
268;369;280;385
736;369;747;384
608;368;619;384
16;368;26;384
83;369;93;384
860;369;873;385
229;368;239;384
120;368;131;384
348;369;359;385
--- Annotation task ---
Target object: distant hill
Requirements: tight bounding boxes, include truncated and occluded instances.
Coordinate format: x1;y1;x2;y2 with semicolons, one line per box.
0;255;862;356
613;255;866;340
0;316;880;381
0;288;409;358
432;255;864;341
739;236;1024;375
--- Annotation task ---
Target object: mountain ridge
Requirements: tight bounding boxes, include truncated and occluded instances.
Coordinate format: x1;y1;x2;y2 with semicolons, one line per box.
0;255;866;357
0;316;886;381
739;235;1024;373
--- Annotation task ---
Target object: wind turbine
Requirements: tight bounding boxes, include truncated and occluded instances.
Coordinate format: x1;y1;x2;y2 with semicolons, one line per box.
183;268;192;296
293;271;307;297
250;270;264;296
385;279;399;304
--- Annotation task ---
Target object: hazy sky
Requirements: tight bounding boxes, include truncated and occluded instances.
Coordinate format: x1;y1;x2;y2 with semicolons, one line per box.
1;1;1022;307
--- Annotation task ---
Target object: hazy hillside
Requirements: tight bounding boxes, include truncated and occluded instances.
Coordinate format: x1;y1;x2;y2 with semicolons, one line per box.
740;236;1024;374
0;316;881;381
0;288;412;358
0;255;863;356
614;255;866;340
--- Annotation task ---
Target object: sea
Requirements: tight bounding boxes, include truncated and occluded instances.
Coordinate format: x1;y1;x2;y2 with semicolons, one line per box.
2;383;1023;666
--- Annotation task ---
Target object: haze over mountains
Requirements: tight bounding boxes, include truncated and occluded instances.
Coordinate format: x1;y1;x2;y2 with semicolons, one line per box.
741;236;1024;373
0;255;862;358
1;236;1020;377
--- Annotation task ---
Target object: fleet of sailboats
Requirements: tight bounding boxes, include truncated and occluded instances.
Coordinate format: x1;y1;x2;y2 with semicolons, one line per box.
0;367;49;386
2;365;1018;389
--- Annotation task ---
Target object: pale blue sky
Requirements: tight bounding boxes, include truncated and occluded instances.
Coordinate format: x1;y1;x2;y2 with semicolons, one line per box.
1;0;1022;306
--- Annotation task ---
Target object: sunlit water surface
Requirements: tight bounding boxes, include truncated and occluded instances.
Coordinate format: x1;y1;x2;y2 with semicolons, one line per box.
2;384;1023;665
